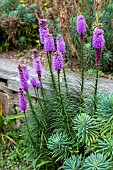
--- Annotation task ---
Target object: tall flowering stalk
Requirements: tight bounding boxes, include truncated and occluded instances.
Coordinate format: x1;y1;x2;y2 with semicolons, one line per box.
44;33;57;92
52;52;70;134
77;15;86;105
18;87;35;148
92;28;105;112
56;35;68;92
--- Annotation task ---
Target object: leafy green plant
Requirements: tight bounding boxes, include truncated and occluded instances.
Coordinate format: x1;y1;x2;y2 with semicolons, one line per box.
73;113;99;145
83;153;112;170
62;155;83;170
47;132;73;161
94;133;113;161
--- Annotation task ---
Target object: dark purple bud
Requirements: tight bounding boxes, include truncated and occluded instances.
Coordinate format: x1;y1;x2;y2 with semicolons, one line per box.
18;64;29;91
92;28;105;49
52;51;64;72
44;33;55;52
18;87;27;112
77;15;86;40
39;26;49;44
33;55;42;77
38;18;48;28
30;77;41;89
56;34;66;54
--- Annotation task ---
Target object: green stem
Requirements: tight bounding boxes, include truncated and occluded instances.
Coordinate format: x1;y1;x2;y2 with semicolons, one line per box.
34;87;44;112
47;52;57;93
58;70;70;135
24;111;36;149
38;75;45;101
94;65;99;112
63;67;68;93
26;90;40;126
80;40;84;105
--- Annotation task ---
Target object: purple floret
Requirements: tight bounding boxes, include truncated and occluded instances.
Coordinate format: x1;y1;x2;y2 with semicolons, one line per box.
52;51;64;72
44;33;55;52
18;87;27;112
56;34;66;54
77;15;86;40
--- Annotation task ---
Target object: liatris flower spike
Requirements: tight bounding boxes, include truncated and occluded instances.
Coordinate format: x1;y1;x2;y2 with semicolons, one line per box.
92;28;105;65
77;15;86;41
33;54;42;77
53;51;64;72
38;18;49;44
44;33;55;52
56;34;66;54
18;87;27;112
30;77;40;89
39;26;49;44
21;64;29;81
18;64;29;91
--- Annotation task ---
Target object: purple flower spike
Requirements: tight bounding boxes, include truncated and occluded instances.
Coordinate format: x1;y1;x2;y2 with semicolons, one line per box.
18;87;27;112
39;26;49;44
18;64;29;91
92;28;105;65
44;33;55;52
52;51;64;72
33;55;42;77
56;34;66;54
30;77;41;89
21;64;29;81
92;28;105;49
77;15;86;41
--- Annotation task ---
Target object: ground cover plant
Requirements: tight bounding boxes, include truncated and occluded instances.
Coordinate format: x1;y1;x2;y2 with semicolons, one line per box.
1;0;113;170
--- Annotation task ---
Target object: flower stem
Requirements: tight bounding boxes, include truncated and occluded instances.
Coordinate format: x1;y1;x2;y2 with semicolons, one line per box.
80;40;84;105
63;67;68;93
24;111;36;149
47;52;57;93
58;70;71;135
94;65;99;112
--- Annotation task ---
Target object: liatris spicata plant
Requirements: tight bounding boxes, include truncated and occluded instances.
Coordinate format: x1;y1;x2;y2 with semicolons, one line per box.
18;64;29;91
52;51;64;72
56;34;66;54
44;33;55;52
77;15;86;41
18;87;27;112
77;15;86;106
92;28;105;112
